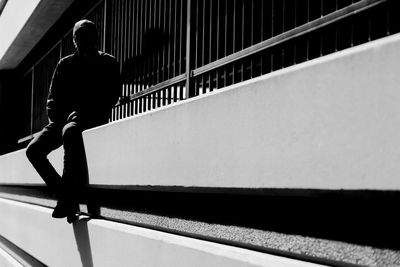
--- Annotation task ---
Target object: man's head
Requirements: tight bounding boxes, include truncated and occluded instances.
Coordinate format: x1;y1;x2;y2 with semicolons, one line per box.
73;20;97;55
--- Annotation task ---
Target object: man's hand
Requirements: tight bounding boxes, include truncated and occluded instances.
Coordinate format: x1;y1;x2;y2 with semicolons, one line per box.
67;111;80;123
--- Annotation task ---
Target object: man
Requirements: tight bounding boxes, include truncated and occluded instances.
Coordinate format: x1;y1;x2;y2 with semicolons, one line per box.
26;20;120;223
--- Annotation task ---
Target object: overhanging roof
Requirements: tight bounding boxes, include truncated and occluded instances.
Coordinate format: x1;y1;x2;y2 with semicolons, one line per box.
0;0;74;70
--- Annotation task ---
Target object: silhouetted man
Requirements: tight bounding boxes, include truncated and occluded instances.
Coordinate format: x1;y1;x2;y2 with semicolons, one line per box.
26;20;120;222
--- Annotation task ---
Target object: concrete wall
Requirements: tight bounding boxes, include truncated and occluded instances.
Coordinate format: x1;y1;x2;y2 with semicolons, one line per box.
0;198;322;267
2;34;400;190
0;148;62;185
85;33;400;190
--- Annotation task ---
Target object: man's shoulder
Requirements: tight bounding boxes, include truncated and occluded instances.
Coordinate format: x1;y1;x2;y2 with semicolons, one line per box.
98;51;118;64
58;53;76;65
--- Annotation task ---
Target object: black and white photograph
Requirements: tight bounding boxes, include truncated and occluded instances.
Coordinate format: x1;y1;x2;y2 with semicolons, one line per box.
0;0;399;266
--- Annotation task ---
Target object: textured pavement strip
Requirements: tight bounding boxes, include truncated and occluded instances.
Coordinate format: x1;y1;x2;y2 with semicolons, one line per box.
0;192;399;267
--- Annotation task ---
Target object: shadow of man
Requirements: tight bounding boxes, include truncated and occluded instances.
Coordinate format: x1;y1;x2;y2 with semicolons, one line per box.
73;217;94;267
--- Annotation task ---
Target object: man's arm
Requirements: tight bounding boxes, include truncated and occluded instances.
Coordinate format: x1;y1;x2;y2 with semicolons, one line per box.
47;60;66;123
107;58;121;110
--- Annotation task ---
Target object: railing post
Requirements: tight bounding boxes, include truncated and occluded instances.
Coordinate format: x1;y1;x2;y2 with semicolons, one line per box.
185;0;193;98
30;67;34;136
103;0;107;52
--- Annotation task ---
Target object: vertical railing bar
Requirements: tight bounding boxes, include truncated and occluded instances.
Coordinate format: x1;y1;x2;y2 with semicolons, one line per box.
271;0;274;36
241;0;244;81
122;0;127;118
129;0;134;96
153;0;157;89
173;0;178;77
155;0;159;88
185;0;192;98
367;8;371;41
150;0;155;92
216;0;220;61
216;0;220;88
233;0;236;53
282;0;285;66
202;0;206;94
145;0;149;89
351;17;354;47
208;0;212;91
294;0;297;27
321;0;324;17
124;1;128;104
168;0;172;79
320;0;324;57
139;0;144;92
30;69;34;136
250;0;254;45
232;0;236;83
162;0;167;82
209;0;213;63
117;0;121;67
179;0;184;75
135;0;140;94
156;0;160;84
103;0;107;53
135;0;139;58
117;0;122;120
202;0;206;67
148;0;152;89
306;0;309;60
195;0;199;69
110;1;114;56
250;0;254;78
260;0;263;74
136;0;140;94
223;0;227;87
127;0;132;108
111;1;118;65
386;4;390;35
152;0;157;108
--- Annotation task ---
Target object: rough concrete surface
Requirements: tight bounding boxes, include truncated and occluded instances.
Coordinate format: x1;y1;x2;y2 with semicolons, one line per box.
0;192;399;267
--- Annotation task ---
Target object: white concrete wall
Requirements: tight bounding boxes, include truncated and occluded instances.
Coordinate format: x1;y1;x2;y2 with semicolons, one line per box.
0;148;62;184
2;34;400;190
0;198;323;267
84;33;400;190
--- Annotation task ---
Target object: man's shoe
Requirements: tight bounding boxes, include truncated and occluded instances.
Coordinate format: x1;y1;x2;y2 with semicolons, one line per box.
52;199;78;219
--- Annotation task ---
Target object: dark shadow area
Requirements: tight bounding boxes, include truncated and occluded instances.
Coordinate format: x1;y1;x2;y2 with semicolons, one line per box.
1;185;399;251
86;187;400;251
72;218;94;267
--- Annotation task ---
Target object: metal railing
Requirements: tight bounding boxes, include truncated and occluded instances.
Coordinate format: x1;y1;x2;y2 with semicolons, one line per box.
17;0;399;142
108;0;188;120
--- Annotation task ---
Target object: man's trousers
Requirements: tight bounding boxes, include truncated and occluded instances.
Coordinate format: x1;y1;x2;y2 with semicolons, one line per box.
26;121;88;200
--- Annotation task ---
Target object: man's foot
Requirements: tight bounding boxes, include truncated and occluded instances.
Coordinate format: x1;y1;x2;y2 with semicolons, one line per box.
52;199;79;219
67;213;78;224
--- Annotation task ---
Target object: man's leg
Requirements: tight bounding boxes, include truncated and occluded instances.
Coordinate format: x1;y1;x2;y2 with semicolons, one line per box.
26;123;63;195
52;121;87;221
62;121;87;199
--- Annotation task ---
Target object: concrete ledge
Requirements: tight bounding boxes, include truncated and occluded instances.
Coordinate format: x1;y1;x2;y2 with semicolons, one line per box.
2;34;400;190
84;33;400;190
0;198;323;267
0;148;62;185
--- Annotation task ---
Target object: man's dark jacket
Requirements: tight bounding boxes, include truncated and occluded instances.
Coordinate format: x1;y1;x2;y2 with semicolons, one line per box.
47;51;120;128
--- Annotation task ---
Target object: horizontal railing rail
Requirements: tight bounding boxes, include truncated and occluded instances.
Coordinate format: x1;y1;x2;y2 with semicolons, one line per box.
117;73;186;105
191;0;388;78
